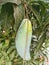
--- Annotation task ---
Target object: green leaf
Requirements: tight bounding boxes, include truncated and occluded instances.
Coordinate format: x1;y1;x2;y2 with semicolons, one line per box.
28;5;41;26
0;3;14;36
0;4;2;13
36;31;46;51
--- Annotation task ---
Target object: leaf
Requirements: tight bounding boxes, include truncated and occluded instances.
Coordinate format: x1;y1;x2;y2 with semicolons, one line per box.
14;4;24;31
36;31;46;51
0;4;2;13
28;5;41;26
15;19;32;60
0;0;21;5
0;3;14;36
9;51;15;60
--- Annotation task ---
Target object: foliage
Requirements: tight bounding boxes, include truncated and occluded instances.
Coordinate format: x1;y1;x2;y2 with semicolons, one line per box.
0;0;49;65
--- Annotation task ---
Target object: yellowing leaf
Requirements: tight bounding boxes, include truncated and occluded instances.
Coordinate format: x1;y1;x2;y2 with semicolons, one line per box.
15;19;32;60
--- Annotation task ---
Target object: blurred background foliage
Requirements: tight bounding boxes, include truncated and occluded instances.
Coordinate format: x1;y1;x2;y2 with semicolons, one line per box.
0;0;49;65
